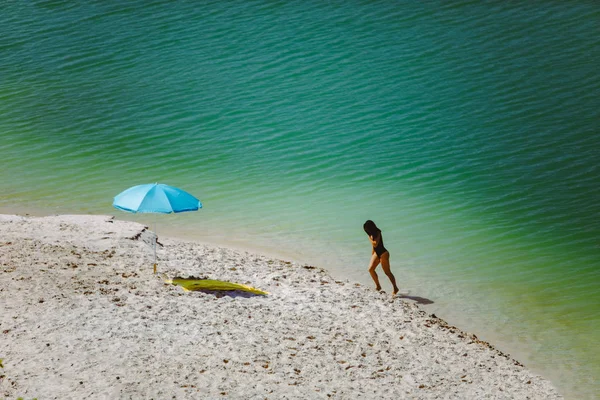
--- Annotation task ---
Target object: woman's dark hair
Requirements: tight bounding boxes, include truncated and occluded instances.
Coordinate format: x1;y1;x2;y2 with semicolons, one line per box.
363;220;380;237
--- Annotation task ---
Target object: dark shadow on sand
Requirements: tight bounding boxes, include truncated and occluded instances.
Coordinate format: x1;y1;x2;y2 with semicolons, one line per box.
398;294;434;305
195;290;265;299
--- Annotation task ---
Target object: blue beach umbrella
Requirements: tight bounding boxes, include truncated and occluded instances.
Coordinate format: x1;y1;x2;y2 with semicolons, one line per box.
113;183;202;273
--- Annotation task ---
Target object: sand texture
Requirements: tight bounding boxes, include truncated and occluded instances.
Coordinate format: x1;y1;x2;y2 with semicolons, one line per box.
0;215;562;399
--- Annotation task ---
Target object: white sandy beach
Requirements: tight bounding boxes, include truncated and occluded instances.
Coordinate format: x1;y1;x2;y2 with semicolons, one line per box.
0;214;562;399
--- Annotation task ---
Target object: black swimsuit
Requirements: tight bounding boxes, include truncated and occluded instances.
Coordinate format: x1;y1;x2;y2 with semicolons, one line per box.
373;232;388;257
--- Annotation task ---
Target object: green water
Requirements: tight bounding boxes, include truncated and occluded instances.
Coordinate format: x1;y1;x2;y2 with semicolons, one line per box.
1;1;598;397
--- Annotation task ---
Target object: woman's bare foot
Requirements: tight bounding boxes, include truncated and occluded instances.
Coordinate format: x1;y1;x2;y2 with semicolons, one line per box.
392;288;399;296
375;286;382;291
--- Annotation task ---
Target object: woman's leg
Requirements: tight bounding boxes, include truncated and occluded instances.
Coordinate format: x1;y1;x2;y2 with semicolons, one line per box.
380;252;399;295
368;252;382;291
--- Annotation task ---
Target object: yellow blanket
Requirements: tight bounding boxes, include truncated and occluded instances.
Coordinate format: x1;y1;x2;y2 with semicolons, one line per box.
165;276;268;295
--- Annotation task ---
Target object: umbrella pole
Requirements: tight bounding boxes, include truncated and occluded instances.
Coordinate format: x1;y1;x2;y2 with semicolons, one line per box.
153;219;157;274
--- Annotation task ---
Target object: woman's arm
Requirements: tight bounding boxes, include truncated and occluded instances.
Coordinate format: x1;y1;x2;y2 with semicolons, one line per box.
369;233;381;248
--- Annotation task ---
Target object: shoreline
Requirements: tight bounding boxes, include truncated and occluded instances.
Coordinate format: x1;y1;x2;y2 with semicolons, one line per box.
0;214;562;399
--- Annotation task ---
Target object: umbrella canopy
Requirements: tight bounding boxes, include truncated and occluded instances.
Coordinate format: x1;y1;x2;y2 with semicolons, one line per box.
113;183;202;214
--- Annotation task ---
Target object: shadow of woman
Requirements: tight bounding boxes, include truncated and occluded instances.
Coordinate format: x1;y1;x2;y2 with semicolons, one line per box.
397;294;434;305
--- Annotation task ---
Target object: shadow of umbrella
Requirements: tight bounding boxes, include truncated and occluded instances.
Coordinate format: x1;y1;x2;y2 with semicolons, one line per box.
113;183;202;274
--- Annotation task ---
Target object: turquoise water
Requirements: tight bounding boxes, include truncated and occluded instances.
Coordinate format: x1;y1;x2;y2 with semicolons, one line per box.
1;1;598;397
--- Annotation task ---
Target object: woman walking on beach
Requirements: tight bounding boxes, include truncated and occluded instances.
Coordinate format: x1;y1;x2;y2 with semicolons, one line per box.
364;220;399;295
